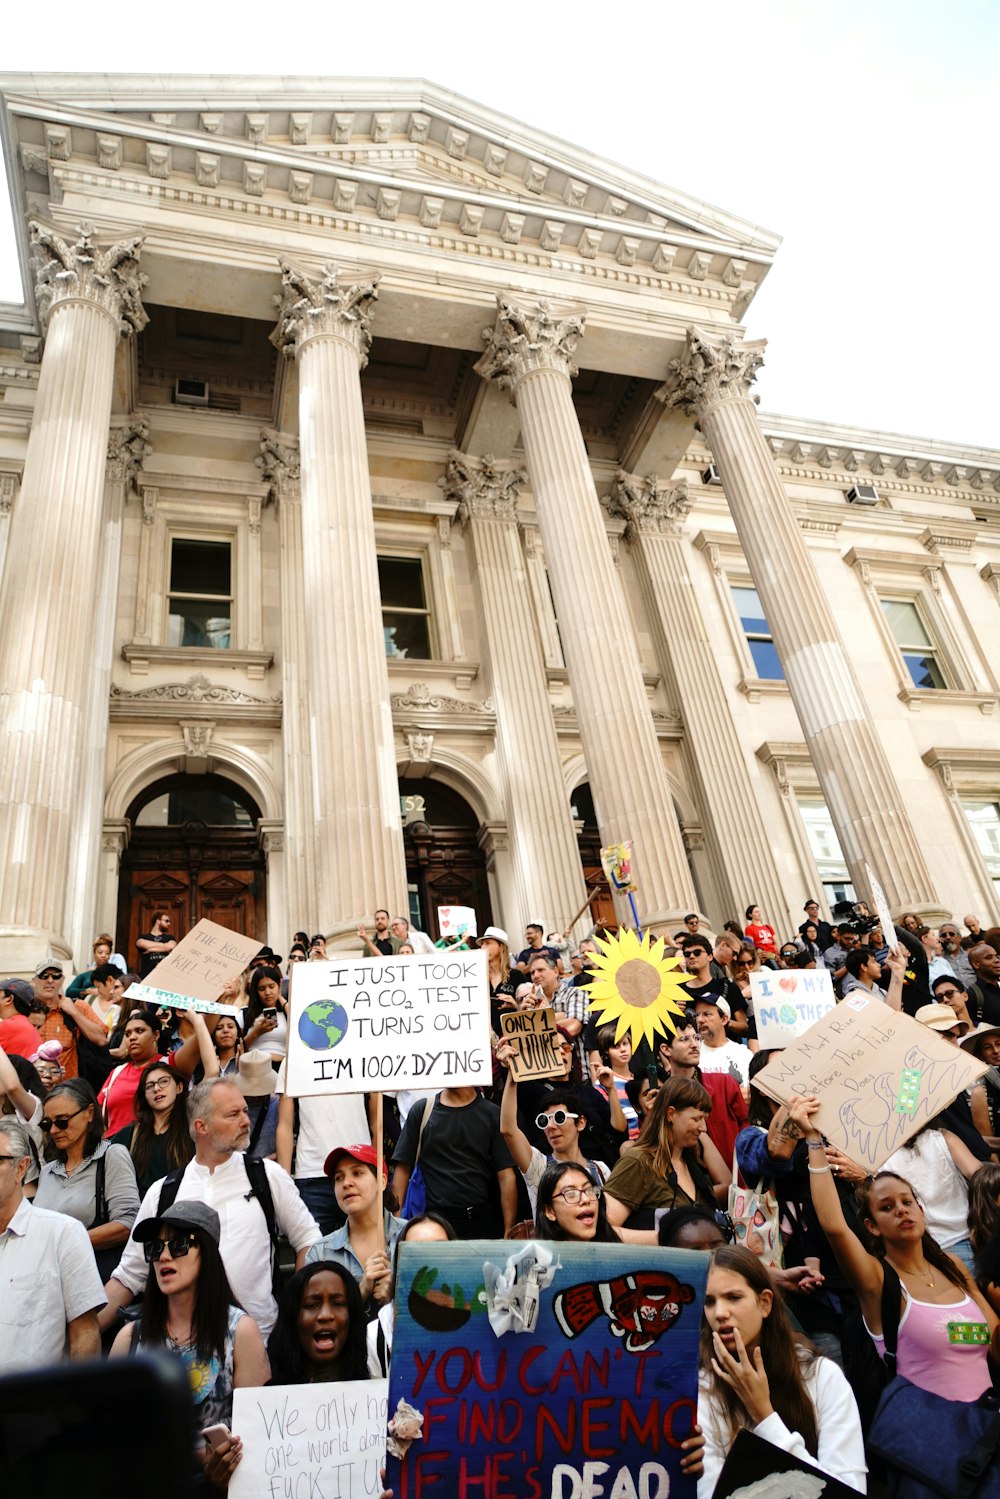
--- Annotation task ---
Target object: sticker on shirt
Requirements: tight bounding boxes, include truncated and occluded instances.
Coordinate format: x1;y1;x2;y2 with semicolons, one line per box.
948;1322;989;1345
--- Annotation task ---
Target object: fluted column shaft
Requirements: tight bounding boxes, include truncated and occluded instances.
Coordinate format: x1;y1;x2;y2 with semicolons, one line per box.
258;434;318;935
272;264;408;935
0;224;147;961
477;299;699;928
447;453;589;936
611;471;789;925
662;329;939;911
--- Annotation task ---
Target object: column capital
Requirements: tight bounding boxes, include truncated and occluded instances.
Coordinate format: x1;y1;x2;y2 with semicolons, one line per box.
30;221;148;337
475;295;585;389
444;450;527;525
609;469;692;538
270;259;378;365
106;419;152;486
256;429;301;500
657;326;765;417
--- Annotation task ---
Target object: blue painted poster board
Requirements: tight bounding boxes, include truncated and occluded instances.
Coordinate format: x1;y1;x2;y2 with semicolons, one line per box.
387;1240;707;1499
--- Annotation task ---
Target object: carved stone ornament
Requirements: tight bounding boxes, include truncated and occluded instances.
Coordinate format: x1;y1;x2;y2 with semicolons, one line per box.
406;731;434;762
609;470;693;538
391;682;493;715
443;450;527;524
658;327;765;417
0;474;17;516
180;719;216;756
270;258;379;366
110;674;281;707
256;429;301;497
475;295;586;389
30;221;148;338
107;419;152;485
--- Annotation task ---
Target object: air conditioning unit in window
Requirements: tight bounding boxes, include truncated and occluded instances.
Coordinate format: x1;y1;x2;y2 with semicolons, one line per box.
174;378;210;407
845;482;879;505
701;464;723;486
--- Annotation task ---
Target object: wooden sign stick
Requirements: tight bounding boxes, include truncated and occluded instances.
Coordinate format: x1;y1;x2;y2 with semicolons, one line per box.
374;1090;385;1251
561;887;600;940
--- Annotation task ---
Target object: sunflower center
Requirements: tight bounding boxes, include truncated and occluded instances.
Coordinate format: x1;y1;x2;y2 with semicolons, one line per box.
615;957;662;1008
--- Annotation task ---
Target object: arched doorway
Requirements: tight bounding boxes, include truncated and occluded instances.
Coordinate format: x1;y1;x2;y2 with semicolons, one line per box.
571;782;617;931
117;773;266;967
399;778;494;941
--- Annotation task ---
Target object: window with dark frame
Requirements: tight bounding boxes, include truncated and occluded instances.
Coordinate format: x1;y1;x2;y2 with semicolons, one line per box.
879;597;947;689
378;555;432;660
167;537;232;649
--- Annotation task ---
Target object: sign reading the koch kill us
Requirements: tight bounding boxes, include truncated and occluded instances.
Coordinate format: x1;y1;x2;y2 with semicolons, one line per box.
286;951;491;1097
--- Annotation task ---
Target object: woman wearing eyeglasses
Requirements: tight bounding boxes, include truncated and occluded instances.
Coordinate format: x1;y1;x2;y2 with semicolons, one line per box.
33;1077;140;1277
535;1160;621;1243
111;1200;270;1489
111;1059;194;1196
497;1038;611;1216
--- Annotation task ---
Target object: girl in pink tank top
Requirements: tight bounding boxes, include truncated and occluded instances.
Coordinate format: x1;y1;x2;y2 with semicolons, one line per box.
868;1284;991;1401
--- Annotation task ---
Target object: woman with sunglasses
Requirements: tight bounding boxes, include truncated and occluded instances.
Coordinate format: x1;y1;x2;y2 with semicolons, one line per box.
0;1040;45;1197
497;1039;611;1216
699;1245;866;1498
111;1059;194;1197
111;1200;270;1488
33;1077;140;1276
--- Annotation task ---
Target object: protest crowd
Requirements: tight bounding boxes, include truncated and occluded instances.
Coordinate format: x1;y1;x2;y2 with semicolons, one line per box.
3;896;1000;1497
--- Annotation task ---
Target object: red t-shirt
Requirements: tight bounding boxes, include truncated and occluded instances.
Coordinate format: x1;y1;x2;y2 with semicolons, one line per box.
99;1053;174;1135
745;922;778;957
0;1014;41;1058
702;1071;749;1167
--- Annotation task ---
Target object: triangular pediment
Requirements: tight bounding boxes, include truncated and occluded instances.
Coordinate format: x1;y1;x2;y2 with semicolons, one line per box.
0;74;779;306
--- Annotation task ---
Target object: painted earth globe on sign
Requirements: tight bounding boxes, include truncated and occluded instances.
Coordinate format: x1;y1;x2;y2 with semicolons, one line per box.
298;999;349;1051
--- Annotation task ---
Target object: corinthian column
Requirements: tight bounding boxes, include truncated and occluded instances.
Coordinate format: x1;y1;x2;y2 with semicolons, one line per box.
609;471;789;924
271;262;407;938
257;431;318;936
660;328;939;911
476;297;699;930
0;223;147;969
445;452;589;937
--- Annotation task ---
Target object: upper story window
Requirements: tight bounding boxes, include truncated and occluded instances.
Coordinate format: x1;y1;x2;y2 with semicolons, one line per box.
168;538;232;649
731;585;784;680
378;555;432;660
879;598;947;689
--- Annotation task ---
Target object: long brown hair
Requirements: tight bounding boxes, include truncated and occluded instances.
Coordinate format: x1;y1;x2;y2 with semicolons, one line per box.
634;1075;711;1178
701;1245;819;1455
855;1171;969;1292
129;1061;193;1182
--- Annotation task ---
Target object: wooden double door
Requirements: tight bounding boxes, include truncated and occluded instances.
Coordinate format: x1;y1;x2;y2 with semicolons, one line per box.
117;825;266;972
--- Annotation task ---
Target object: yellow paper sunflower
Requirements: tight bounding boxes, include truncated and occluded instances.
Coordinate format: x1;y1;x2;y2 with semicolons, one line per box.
584;928;689;1051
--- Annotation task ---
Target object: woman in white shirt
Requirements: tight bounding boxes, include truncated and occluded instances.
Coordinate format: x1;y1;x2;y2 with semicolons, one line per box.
699;1245;866;1498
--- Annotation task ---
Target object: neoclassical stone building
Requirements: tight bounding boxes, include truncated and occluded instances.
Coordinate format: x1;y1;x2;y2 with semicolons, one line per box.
0;74;998;974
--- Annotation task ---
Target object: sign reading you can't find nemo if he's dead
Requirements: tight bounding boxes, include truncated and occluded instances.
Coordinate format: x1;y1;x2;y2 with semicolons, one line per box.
285;950;492;1098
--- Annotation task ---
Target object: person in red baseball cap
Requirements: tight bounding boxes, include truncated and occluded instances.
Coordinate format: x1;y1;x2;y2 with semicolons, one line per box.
304;1143;405;1318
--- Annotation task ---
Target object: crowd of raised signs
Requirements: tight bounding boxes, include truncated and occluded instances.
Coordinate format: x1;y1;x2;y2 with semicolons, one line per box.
3;898;1000;1496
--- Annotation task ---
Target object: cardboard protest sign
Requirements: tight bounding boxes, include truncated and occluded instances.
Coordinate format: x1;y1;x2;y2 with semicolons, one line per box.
500;1006;563;1081
286;950;491;1097
753;995;988;1173
230;1379;387;1499
387;1239;706;1499
711;1428;861;1499
751;967;836;1050
437;904;477;939
865;862;900;954
126;918;261;1015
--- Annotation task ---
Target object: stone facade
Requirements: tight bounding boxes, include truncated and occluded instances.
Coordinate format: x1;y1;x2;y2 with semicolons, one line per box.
0;75;997;971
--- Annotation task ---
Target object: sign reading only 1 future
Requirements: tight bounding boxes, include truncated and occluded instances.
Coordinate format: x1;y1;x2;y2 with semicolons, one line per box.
285;950;492;1098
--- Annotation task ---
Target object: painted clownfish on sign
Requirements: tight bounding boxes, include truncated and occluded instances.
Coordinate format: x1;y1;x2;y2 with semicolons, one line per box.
553;1270;696;1353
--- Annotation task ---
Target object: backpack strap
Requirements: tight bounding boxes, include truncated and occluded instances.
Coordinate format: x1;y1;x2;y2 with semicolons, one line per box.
91;1145;109;1230
880;1259;902;1377
413;1096;435;1166
246;1097;269;1157
244;1155;282;1298
156;1167;186;1216
376;1319;389;1378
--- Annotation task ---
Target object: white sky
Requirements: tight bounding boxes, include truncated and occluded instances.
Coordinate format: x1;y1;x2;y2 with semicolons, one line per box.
1;0;997;449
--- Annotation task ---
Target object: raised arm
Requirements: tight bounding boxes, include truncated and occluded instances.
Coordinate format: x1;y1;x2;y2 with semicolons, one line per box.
0;1043;38;1122
170;1008;220;1079
496;1043;533;1174
884;948;906;1011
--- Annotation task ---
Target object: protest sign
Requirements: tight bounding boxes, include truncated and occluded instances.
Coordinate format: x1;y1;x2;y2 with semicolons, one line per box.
500;1006;563;1081
865;862;899;954
126;918;261;1015
387;1239;706;1499
230;1379;387;1499
437;905;477;939
711;1428;860;1499
286;950;491;1097
753;996;988;1173
751;967;836;1050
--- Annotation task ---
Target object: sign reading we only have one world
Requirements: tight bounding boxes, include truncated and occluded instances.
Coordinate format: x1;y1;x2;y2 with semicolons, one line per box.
387;1241;707;1499
285;950;492;1097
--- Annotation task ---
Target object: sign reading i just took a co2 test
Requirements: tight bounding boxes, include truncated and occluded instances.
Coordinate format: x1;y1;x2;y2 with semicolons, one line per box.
285;950;491;1097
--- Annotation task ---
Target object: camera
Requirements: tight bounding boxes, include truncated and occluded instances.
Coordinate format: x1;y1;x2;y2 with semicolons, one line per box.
830;899;879;937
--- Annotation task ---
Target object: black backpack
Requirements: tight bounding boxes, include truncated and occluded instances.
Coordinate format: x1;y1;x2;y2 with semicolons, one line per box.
157;1157;282;1300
